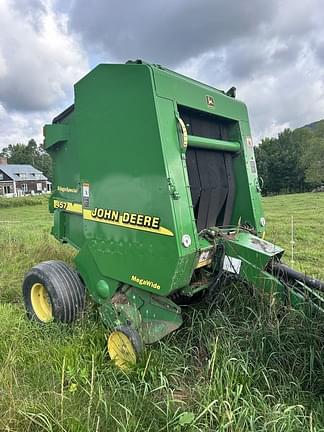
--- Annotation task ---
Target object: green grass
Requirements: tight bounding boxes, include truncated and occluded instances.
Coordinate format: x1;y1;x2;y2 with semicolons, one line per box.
0;193;324;431
0;194;49;208
263;193;324;280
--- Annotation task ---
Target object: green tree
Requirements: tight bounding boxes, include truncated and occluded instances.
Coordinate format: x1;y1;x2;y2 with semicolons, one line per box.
0;139;52;181
302;137;324;185
255;128;310;195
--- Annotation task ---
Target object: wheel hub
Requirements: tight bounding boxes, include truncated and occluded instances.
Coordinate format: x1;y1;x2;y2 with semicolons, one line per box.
108;330;137;370
30;283;53;322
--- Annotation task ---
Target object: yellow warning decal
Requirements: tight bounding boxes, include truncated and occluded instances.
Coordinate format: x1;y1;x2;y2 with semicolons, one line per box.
53;200;174;237
195;258;213;269
178;117;188;149
53;200;83;214
83;208;174;237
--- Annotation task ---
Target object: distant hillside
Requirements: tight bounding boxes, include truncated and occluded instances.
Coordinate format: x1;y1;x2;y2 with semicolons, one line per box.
300;119;324;132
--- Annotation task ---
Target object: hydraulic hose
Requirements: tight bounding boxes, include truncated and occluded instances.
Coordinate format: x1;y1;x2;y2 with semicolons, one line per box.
272;262;324;292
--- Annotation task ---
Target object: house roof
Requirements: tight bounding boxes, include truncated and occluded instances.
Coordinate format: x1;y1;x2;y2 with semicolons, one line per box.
0;164;47;181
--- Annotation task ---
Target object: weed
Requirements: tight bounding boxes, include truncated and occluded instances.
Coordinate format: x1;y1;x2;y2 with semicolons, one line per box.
0;194;323;431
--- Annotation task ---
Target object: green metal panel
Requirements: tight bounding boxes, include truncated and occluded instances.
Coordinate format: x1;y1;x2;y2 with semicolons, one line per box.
152;95;198;289
151;65;248;121
74;64;182;296
234;120;265;233
43;124;69;149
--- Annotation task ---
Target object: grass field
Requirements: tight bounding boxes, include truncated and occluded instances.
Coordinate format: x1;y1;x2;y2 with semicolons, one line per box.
0;193;323;431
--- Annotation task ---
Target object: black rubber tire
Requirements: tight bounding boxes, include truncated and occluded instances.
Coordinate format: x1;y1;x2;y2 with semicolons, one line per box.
22;260;85;323
115;325;143;356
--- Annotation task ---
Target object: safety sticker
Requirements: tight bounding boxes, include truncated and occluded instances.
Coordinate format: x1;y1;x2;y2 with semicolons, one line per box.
246;137;253;149
196;249;213;269
206;95;215;107
223;255;241;274
250;159;257;174
82;183;90;208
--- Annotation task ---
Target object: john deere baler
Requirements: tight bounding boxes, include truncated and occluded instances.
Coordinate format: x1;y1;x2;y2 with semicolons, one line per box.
22;60;324;369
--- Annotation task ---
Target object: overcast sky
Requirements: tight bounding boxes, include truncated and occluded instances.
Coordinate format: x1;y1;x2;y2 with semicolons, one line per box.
0;0;323;148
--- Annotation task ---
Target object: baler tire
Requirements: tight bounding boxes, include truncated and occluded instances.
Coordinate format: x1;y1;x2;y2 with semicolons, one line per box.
108;326;142;370
22;260;85;323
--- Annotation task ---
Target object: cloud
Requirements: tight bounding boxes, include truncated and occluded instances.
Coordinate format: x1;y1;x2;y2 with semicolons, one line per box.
0;103;57;147
0;0;324;148
0;0;89;148
67;0;277;67
239;64;324;141
65;0;324;142
314;39;324;65
0;0;88;112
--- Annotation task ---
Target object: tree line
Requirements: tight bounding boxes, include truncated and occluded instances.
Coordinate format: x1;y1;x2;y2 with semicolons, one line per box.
255;120;324;195
0;139;52;181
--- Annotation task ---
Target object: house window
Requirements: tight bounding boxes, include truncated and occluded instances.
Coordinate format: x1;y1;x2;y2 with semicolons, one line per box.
37;183;42;191
4;185;10;194
0;173;3;180
22;184;28;192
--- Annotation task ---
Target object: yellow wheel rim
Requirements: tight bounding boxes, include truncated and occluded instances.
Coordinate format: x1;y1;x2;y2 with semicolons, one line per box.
108;331;137;370
30;283;53;322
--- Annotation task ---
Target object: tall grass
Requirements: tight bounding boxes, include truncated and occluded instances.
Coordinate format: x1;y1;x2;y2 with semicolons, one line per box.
0;194;49;208
0;193;323;431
